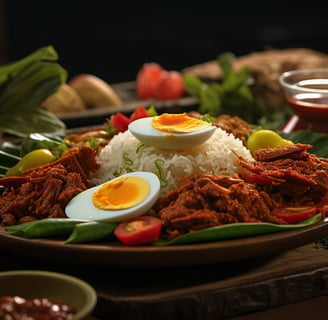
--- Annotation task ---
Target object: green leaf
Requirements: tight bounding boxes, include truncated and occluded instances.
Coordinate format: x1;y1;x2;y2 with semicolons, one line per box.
217;52;235;77
183;74;203;99
153;213;322;246
0;45;67;137
198;86;221;115
0;46;60;84
222;66;250;92
281;130;328;158
65;221;117;244
0;108;66;138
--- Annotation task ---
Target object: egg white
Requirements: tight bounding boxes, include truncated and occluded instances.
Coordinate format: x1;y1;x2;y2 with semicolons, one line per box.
65;172;160;222
128;117;216;150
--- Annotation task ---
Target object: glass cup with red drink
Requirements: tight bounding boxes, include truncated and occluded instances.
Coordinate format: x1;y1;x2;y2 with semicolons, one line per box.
279;68;328;133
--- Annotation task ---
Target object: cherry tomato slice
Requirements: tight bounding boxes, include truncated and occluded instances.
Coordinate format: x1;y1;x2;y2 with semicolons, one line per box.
272;205;317;224
129;106;149;122
110;112;131;132
114;216;162;245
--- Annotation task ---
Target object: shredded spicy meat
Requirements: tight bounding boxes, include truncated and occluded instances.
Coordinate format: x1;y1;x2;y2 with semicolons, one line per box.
154;173;286;240
188;112;253;145
214;114;253;145
154;144;328;240
0;146;100;226
238;144;328;204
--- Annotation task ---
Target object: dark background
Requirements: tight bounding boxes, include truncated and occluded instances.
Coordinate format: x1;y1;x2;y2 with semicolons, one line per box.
2;1;328;84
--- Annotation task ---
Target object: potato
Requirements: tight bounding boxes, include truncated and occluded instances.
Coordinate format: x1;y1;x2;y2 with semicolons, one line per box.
68;74;122;109
42;84;86;114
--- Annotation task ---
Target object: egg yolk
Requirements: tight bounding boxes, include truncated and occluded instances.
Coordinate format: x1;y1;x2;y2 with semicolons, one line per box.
92;176;150;210
151;113;210;133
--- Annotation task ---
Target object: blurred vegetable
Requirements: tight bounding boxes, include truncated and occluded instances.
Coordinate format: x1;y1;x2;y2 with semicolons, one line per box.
136;62;185;101
0;46;67;137
183;52;290;129
19;133;67;158
136;62;164;99
154;70;185;100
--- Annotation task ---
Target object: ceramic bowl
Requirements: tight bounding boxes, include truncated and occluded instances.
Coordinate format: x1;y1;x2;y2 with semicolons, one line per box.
0;270;97;320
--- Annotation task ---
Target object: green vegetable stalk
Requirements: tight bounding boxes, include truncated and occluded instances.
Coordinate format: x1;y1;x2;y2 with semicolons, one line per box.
0;45;68;137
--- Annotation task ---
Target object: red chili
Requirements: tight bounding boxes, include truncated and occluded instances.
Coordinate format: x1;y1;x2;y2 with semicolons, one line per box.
272;205;317;224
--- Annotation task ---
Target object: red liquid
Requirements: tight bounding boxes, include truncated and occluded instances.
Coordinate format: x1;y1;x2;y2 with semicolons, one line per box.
282;93;328;133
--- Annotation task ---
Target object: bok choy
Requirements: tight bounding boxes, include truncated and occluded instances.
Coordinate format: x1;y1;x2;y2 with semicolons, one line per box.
0;45;67;137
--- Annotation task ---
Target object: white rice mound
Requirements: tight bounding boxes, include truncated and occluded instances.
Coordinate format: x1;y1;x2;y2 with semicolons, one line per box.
91;128;254;196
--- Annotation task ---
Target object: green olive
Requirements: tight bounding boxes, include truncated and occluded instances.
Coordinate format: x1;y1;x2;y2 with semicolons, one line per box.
6;149;55;176
247;129;293;156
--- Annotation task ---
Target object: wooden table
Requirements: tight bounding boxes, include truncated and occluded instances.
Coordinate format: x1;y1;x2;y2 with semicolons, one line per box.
1;242;328;319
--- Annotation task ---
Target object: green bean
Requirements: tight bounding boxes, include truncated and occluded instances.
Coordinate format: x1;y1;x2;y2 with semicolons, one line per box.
65;221;117;244
5;218;88;238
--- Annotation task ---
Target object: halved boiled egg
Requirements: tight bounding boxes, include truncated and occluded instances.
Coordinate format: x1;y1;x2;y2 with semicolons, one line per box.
128;113;216;150
65;172;160;222
151;113;211;133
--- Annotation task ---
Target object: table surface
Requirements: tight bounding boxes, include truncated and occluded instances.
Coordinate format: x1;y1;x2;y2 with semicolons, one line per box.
1;129;328;319
1;242;328;320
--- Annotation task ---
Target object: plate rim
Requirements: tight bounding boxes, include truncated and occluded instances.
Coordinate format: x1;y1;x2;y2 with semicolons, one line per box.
1;219;327;268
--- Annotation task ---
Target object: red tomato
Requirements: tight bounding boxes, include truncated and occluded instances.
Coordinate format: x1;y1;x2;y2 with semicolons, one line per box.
110;112;131;132
114;216;162;245
155;70;185;101
272;205;317;224
129;106;149;122
136;63;164;99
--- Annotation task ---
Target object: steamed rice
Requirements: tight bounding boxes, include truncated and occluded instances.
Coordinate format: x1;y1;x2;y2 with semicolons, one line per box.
91;128;254;196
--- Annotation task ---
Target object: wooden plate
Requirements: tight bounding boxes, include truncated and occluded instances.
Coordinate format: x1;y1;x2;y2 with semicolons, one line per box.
1;219;327;268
